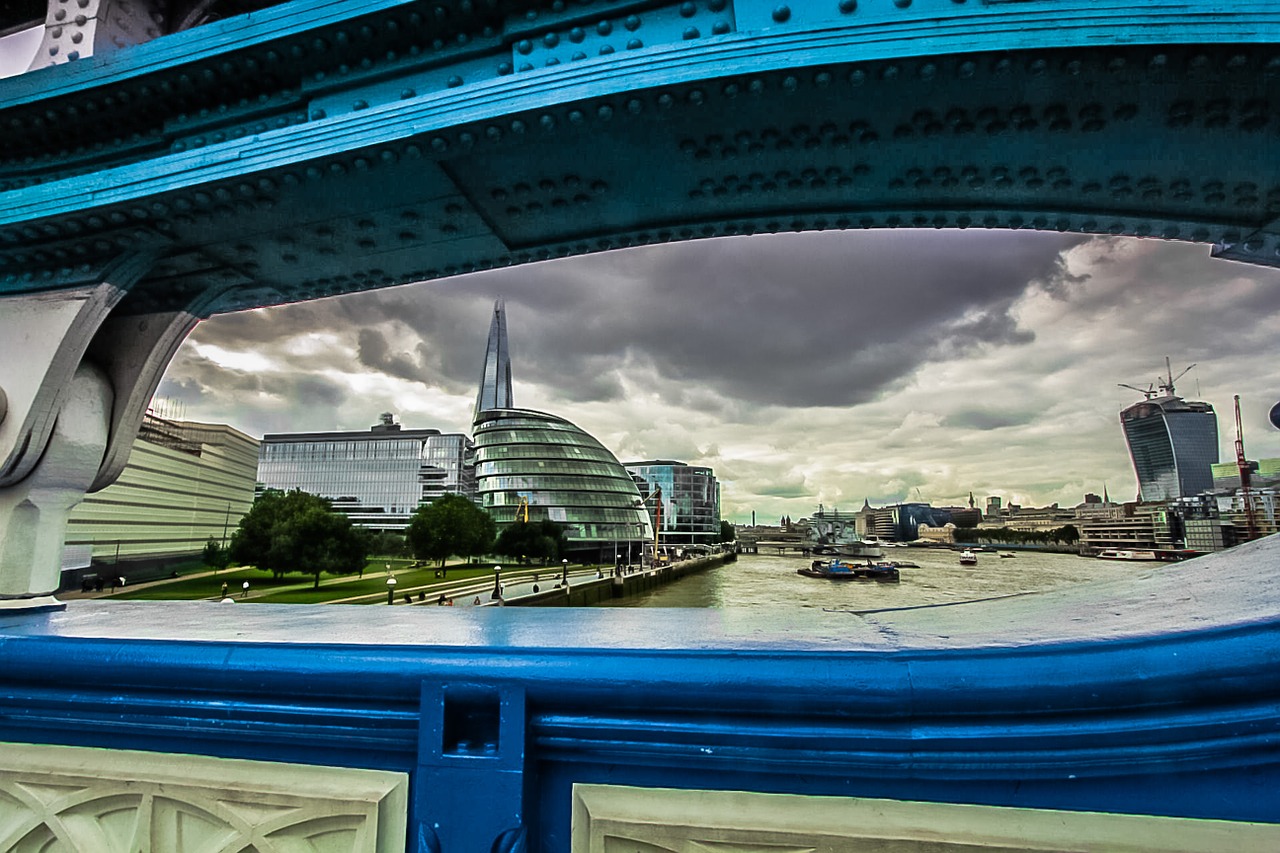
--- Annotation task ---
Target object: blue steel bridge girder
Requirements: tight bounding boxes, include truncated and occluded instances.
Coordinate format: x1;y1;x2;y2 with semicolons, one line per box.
1;0;1279;602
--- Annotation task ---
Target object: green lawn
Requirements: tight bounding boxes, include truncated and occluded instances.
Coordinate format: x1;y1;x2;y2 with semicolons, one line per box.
108;557;503;603
252;565;495;604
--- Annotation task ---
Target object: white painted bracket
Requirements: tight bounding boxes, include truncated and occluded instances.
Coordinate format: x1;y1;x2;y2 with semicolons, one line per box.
0;284;123;489
0;363;112;602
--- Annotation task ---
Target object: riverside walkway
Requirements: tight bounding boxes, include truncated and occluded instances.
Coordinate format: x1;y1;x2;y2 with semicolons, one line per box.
63;555;730;607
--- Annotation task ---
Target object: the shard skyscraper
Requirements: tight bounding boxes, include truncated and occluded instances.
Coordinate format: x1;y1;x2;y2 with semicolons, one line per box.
474;299;514;422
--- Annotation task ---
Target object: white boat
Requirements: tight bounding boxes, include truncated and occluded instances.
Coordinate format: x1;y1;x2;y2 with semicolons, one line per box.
959;548;978;566
1096;549;1161;561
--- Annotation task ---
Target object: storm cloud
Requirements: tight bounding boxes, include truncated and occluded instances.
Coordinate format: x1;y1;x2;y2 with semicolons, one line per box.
158;230;1280;521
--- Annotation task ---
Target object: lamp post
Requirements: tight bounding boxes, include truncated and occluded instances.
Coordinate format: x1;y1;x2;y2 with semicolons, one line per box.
491;565;502;601
561;558;569;587
386;576;397;605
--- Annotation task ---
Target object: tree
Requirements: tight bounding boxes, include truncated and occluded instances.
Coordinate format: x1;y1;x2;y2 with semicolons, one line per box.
202;537;229;570
719;520;736;543
228;489;369;588
494;519;568;564
368;531;407;558
406;495;496;571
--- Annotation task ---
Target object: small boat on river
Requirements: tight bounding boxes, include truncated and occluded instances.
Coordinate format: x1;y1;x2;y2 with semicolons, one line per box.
959;548;978;566
1096;549;1161;561
799;559;900;583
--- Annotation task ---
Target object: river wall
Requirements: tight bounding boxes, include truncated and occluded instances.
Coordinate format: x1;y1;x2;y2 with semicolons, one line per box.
508;553;735;607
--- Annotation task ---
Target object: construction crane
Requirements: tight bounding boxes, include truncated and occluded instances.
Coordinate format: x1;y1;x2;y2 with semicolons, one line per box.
1117;381;1158;400
1118;357;1197;399
1159;357;1196;396
1235;395;1259;542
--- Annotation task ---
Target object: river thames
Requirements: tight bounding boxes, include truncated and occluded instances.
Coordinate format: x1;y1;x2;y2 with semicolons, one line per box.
600;548;1132;611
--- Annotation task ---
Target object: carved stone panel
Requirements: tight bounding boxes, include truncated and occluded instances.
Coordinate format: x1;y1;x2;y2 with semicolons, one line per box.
0;742;407;852
572;785;1280;852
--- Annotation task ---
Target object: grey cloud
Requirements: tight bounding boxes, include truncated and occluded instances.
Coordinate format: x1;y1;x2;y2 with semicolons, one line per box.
185;230;1081;411
357;327;421;381
758;480;812;499
942;409;1036;431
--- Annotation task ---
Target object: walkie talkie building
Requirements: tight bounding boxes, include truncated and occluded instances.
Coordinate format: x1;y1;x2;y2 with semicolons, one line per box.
1121;395;1219;502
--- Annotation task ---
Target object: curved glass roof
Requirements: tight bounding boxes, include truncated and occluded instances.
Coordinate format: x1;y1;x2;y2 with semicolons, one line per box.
473;408;653;548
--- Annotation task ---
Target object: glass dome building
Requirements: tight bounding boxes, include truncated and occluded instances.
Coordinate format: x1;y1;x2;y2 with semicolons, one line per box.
472;408;653;559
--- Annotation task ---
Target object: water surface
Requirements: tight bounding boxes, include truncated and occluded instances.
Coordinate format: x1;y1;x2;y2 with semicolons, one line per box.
601;548;1127;612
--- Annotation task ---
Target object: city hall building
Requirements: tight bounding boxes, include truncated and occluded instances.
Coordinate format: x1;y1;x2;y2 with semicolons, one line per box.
472;408;653;561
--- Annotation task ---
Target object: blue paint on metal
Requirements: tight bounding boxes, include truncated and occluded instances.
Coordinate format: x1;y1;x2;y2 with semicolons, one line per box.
2;540;1280;846
3;3;1280;846
2;1;1280;315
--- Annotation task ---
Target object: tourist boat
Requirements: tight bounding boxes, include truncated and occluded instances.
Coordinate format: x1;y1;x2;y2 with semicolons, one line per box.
807;508;884;559
798;559;900;583
959;548;978;566
1096;549;1161;561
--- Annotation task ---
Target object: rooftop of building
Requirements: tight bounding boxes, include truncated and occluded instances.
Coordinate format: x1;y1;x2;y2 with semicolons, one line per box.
138;413;259;457
261;424;471;442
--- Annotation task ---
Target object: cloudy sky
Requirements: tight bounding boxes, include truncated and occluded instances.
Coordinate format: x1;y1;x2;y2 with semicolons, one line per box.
154;232;1280;522
6;33;1280;522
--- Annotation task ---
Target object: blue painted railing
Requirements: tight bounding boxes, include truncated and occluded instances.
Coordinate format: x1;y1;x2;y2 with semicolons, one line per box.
3;536;1280;849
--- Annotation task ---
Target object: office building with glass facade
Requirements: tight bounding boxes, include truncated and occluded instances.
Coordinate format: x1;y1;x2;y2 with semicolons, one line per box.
475;299;513;421
624;461;721;548
1120;395;1219;502
256;416;475;532
473;408;652;559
